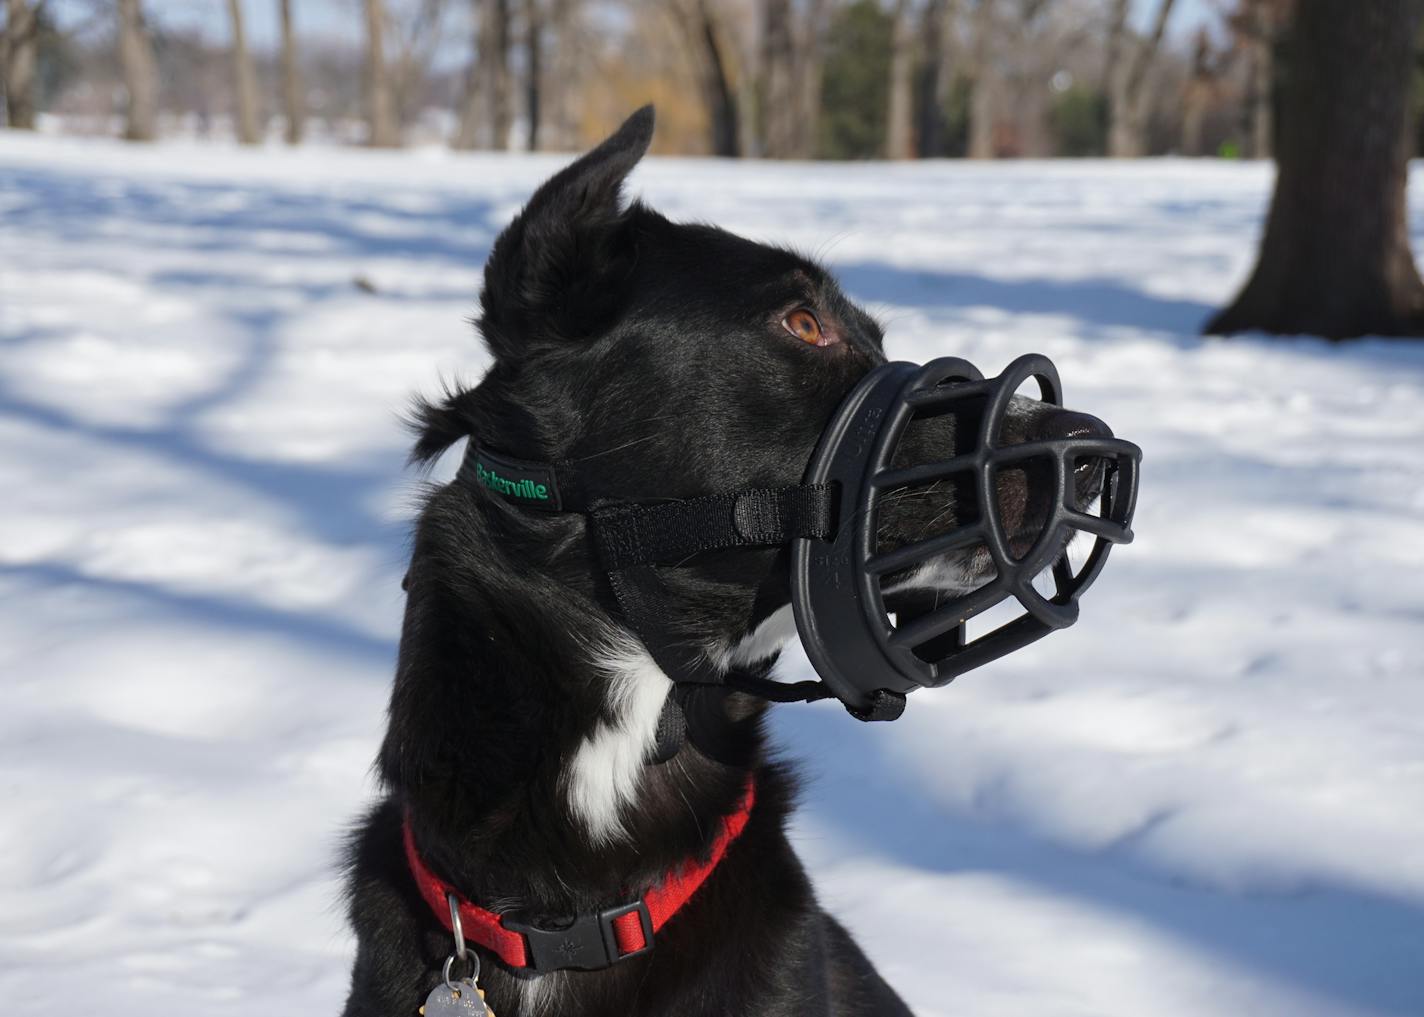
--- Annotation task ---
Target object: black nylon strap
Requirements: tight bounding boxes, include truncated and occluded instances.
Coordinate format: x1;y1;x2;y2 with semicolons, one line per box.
650;695;687;764
724;672;834;704
456;444;837;551
590;486;835;704
455;442;865;717
604;562;728;689
457;443;596;511
591;486;836;570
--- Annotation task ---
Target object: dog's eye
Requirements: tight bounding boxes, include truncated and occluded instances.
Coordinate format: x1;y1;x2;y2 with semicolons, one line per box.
783;308;824;345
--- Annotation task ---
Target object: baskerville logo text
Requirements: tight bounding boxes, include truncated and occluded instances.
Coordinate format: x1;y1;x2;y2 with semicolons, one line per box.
475;462;550;502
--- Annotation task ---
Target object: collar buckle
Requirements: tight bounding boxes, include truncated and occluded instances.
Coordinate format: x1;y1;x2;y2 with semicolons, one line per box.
503;898;654;973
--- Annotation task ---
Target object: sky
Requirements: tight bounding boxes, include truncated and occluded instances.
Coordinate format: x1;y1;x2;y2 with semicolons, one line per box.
53;0;1220;60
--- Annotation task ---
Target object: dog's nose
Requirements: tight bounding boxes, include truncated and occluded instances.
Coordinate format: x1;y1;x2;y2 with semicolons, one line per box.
1033;409;1114;507
1034;408;1112;442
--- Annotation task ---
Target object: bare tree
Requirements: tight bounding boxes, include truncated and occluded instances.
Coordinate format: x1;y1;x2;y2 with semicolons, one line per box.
759;0;794;156
669;0;740;156
751;0;829;159
541;0;580;150
3;0;39;129
791;0;830;158
968;0;1000;158
484;0;513;148
453;0;482;148
455;0;511;149
735;8;759;156
487;0;515;147
1207;0;1424;339
1102;0;1128;92
363;0;399;145
118;0;158;141
885;0;915;159
915;0;957;157
1108;0;1177;156
1012;0;1069;158
227;0;261;143
701;0;741;156
524;0;542;150
388;0;448;128
1179;28;1217;156
1230;0;1282;159
279;0;304;144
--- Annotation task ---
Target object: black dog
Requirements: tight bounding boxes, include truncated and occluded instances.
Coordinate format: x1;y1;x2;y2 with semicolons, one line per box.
340;107;1107;1017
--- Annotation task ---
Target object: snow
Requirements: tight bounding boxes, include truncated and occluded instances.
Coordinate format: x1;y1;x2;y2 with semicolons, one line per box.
2;134;1423;1017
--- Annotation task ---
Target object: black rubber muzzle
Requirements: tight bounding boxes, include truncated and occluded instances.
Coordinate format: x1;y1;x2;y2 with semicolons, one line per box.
790;354;1141;715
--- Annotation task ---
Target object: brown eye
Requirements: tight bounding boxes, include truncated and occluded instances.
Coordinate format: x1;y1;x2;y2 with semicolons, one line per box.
783;308;824;345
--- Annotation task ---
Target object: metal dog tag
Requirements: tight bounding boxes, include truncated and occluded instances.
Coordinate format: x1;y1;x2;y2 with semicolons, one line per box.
421;979;490;1016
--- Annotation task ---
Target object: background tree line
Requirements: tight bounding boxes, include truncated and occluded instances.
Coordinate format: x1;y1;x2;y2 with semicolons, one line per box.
0;0;1306;160
4;0;1423;340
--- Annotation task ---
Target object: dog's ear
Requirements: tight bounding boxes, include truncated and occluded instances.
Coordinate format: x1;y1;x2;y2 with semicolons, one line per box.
478;105;654;358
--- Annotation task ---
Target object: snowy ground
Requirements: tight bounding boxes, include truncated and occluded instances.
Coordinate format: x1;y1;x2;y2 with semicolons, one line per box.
2;135;1423;1017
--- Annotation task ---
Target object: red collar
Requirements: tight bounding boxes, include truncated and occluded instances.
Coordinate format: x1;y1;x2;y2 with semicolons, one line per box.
402;780;756;974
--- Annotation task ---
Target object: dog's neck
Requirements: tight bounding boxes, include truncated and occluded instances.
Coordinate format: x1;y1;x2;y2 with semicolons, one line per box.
380;481;790;919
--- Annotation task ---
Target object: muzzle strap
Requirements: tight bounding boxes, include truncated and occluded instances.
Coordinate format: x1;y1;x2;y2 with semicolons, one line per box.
456;441;847;704
591;486;836;569
590;486;838;701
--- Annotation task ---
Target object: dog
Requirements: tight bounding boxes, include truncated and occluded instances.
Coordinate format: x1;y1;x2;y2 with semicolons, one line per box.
339;106;1110;1017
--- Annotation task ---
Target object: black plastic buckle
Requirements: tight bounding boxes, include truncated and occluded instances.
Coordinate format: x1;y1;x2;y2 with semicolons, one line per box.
503;899;654;973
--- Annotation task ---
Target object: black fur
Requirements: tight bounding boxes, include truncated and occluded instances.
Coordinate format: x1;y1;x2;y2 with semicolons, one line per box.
341;106;1097;1017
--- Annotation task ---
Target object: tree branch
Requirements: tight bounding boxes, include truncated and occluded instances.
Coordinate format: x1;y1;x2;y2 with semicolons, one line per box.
1124;0;1177;97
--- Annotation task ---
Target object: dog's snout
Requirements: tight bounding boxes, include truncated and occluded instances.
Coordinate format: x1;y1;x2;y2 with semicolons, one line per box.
1031;408;1113;510
1034;408;1111;443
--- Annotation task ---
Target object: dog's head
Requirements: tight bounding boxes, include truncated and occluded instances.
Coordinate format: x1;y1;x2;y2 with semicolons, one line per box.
428;107;1108;656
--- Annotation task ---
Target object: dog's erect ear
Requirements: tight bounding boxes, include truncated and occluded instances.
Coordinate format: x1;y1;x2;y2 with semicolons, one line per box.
478;105;655;358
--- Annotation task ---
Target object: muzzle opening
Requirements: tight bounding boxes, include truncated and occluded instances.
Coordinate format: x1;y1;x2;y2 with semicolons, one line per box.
881;441;1138;684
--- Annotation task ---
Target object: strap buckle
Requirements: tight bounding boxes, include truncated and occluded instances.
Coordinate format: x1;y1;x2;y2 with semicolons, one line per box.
503;899;654;972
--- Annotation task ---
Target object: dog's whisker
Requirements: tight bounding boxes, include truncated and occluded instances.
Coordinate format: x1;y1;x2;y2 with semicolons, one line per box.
569;421;682;463
911;506;957;542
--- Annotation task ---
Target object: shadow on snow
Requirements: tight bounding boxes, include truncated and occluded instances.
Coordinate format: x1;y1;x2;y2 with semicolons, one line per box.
774;701;1424;1016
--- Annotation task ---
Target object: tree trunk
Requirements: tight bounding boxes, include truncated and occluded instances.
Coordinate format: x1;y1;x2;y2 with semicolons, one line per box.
885;0;914;159
1102;0;1129;92
1180;31;1213;156
760;0;795;157
791;0;829;158
3;0;38;129
524;0;542;150
363;0;399;146
1246;1;1273;159
453;0;481;149
227;0;261;144
1108;0;1176;157
738;22;760;159
543;0;579;150
757;0;791;155
279;0;304;144
1100;0;1129;153
915;0;952;158
967;0;998;159
1206;0;1424;339
117;0;158;141
480;0;512;148
1107;92;1145;157
691;0;740;156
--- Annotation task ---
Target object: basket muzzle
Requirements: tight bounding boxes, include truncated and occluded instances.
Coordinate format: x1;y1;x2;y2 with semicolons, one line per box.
790;354;1141;714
